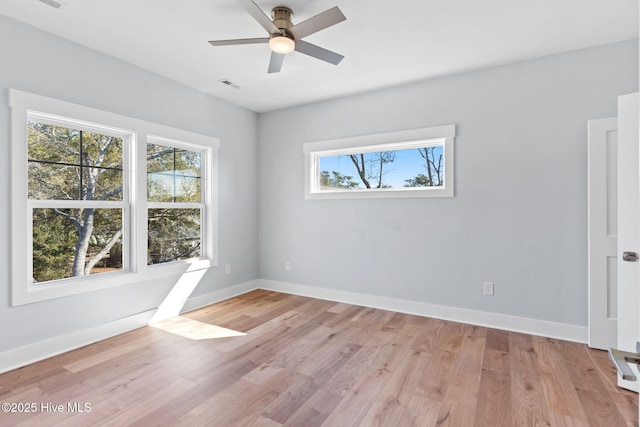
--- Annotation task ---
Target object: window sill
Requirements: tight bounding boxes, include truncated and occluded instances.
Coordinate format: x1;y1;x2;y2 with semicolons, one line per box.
13;258;214;306
307;185;453;199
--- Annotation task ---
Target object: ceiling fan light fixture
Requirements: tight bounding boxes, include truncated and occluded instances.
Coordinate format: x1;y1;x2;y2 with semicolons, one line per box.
269;35;295;54
208;1;346;73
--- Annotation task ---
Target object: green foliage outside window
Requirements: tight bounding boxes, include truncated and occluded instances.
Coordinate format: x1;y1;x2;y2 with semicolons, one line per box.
146;143;203;265
28;123;208;282
28;121;124;283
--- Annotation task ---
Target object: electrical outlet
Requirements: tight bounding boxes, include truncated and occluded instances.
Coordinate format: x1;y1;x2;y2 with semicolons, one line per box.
285;261;291;272
483;282;494;296
225;264;231;275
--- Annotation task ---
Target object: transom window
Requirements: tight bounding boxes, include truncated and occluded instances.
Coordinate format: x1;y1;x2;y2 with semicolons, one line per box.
317;143;444;191
304;125;455;199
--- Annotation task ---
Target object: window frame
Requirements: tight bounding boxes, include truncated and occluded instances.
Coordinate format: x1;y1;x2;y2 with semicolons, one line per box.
146;136;213;266
10;89;219;306
304;125;456;199
26;112;132;284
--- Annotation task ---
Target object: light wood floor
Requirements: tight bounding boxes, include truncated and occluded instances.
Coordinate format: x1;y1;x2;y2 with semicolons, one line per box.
0;290;636;426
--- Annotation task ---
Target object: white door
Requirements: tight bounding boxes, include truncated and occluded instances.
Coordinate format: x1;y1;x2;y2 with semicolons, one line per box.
588;118;618;350
617;92;639;392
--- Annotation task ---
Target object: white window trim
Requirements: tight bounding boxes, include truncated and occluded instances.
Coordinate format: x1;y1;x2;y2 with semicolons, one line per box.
146;135;215;268
304;125;455;199
25;111;135;283
10;89;219;306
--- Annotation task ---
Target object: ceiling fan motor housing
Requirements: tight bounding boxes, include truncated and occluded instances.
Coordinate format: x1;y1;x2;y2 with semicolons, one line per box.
271;6;294;39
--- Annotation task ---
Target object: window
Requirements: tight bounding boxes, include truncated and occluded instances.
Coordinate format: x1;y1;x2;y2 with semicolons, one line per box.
10;90;219;305
147;140;205;265
304;125;455;199
28;116;129;283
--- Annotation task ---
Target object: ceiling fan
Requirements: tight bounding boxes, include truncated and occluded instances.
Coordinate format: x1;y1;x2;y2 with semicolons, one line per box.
209;0;346;73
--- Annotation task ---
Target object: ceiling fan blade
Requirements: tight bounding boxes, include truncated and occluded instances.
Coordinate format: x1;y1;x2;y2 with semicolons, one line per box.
236;0;279;34
295;39;344;65
290;6;346;39
268;52;285;73
209;37;269;46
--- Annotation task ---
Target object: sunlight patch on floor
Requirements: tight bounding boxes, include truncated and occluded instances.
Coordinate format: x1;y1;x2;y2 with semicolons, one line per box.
148;266;207;324
150;316;246;340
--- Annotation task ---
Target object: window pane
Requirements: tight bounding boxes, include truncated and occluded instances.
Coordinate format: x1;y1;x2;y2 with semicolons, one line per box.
80;131;123;169
148;208;201;265
28;121;80;164
89;168;124;201
147;143;176;173
174;176;201;202
147;143;201;202
147;174;201;203
28;121;124;201
28;162;80;200
147;172;174;202
32;208;123;283
318;146;444;190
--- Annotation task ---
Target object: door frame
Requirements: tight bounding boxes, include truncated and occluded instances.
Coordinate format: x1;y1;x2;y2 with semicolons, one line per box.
587;117;619;350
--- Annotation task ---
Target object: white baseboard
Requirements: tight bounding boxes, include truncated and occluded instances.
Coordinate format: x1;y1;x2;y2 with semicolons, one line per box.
179;280;258;314
256;279;588;344
0;278;587;375
0;280;260;375
0;310;155;375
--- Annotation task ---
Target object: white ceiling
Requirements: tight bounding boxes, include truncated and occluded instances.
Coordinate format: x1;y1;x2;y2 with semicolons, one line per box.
0;0;637;112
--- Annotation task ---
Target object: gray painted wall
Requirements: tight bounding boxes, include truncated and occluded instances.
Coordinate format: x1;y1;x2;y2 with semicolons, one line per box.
0;11;638;356
0;15;259;352
258;39;639;327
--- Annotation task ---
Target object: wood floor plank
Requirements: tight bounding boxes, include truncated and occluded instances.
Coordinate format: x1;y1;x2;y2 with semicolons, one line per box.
485;328;510;353
563;350;629;427
326;302;351;314
0;291;635;427
281;389;344;427
319;329;417;426
588;347;639;426
172;378;258;426
410;317;449;356
359;327;432;426
62;329;166;373
533;336;588;422
509;332;553;426
424;322;468;403
436;324;486;426
261;373;321;424
277;326;396;425
397;394;442;427
474;347;512;427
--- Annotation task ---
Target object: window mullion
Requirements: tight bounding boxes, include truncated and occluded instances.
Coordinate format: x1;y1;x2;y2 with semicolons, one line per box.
147;202;203;210
28;200;128;209
79;130;84;200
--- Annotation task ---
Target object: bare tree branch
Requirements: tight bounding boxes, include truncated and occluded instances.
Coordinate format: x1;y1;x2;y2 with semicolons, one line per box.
349;154;371;188
50;208;82;230
98;185;123;201
147;147;176;161
84;228;123;274
419;147;443;186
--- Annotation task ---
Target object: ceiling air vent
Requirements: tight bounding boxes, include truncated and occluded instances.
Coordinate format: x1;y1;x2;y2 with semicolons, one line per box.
37;0;67;9
220;79;240;89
